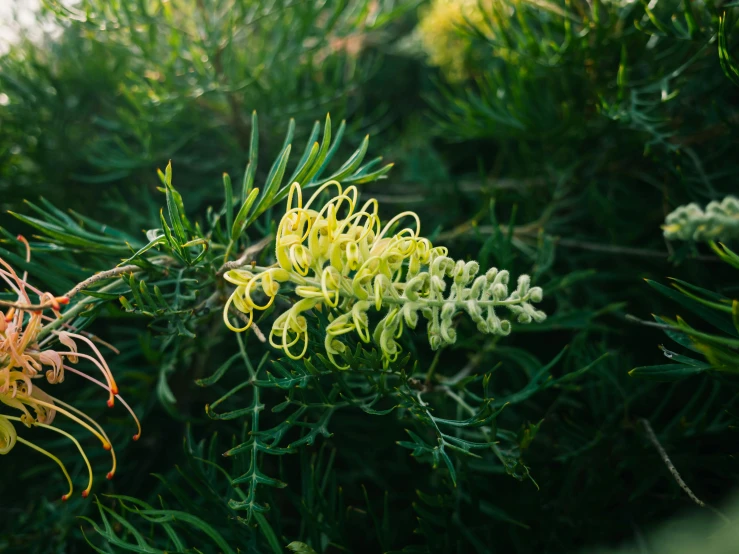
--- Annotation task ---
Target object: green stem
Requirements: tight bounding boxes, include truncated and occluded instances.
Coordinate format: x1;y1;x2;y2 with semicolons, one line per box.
441;386;512;473
223;239;235;264
291;275;533;310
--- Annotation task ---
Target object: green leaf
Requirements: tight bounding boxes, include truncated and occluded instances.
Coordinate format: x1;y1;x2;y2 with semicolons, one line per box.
306;114;333;180
310;119;346;184
120;235;167;265
287;542;318;554
254;513;283;554
653;315;702;353
719;14;739;87
287;119;321;185
290;141;320;187
196;353;241;387
248;145;292;225
645;279;738;337
223;173;234;234
159;209;180;256
711;241;739;269
9;212;129;253
342;162;394;185
231;187;260;240
629;362;712;381
163;163;187;243
325;134;369;182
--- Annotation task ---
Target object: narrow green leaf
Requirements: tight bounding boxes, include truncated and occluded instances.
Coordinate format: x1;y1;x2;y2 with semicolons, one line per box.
646;279;738;337
326;134;369;182
254;513;283;554
223;173;234;234
289;141;320;188
196;353;241;387
342;163;394;185
159;209;179;255
629;363;712;381
248;145;292;225
231;188;261;240
249;110;259;166
281;118;296;152
120;236;166;265
9;212;128;253
287;119;321;185
310;119;346;184
242;111;259;201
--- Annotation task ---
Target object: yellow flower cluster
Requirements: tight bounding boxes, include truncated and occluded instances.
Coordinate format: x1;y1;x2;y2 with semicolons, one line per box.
223;182;546;368
0;240;140;500
417;0;495;81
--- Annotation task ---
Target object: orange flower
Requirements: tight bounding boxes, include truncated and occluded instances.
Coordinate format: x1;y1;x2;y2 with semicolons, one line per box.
0;237;140;500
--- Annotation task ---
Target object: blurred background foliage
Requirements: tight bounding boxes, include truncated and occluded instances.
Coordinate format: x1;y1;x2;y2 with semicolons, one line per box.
1;0;739;552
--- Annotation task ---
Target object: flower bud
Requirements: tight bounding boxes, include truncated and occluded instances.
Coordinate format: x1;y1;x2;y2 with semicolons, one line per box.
441;302;455;321
492;283;508;300
516;274;530;296
529;286;543;303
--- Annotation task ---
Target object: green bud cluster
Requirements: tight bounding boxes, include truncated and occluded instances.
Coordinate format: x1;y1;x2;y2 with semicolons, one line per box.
663;196;739;241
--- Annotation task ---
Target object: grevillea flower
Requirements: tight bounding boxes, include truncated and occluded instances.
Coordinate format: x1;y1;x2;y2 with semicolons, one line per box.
0;237;140;500
417;0;492;82
223;182;546;368
663;195;739;242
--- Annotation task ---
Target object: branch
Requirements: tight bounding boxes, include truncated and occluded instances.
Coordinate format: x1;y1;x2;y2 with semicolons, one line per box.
66;265;141;298
36;281;125;342
639;418;730;523
639;418;705;508
0;265;141;311
217;236;272;276
443;222;721;262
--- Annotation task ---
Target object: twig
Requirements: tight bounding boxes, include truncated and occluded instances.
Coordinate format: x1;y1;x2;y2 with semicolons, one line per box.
546;236;719;262
36;281;124;342
639;418;705;507
66;265;141;298
444;223;720;262
639;418;730;523
437;219;542;242
216;236;272;276
439;351;484;386
0;265;141;311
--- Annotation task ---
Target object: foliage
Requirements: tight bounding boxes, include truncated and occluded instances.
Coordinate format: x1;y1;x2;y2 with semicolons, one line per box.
631;196;739;382
3;0;739;553
0;0;410;215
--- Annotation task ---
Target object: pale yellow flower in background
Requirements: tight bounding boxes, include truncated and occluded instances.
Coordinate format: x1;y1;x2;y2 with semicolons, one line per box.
417;0;493;81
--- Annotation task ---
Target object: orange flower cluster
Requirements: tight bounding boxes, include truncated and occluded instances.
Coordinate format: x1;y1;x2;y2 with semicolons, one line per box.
0;237;140;500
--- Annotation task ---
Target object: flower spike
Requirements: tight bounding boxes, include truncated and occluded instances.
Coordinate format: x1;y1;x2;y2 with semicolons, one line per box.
224;181;547;367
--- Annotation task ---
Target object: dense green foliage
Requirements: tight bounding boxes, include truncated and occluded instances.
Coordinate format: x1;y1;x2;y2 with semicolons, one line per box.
1;0;739;552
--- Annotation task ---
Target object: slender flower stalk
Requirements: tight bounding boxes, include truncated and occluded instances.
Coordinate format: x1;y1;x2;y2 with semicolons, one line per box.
0;237;141;499
223;182;546;367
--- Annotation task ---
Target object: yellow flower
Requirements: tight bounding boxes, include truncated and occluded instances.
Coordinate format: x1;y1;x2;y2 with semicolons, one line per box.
0;238;140;500
417;0;493;81
224;182;546;368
